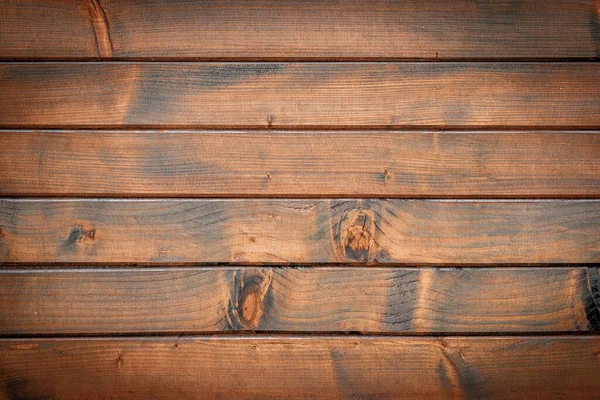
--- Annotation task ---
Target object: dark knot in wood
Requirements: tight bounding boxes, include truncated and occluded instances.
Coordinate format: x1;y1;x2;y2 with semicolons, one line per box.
337;208;377;262
227;269;272;330
585;268;600;330
60;226;97;254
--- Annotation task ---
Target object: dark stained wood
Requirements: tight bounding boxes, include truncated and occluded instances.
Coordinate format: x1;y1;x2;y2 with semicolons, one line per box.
2;130;600;198
2;336;600;399
0;0;100;59
3;2;600;398
1;199;598;264
1;0;599;60
2;63;600;128
1;267;598;334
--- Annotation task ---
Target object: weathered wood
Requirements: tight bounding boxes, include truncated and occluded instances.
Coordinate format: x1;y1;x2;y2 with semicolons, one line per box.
2;336;600;399
0;0;100;59
2;2;600;398
1;267;598;334
2;130;600;197
1;199;598;264
1;0;599;60
2;63;600;128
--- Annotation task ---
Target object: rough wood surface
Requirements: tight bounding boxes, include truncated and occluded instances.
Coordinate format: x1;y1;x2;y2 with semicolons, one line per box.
2;130;600;197
1;199;598;264
2;336;600;399
1;0;599;60
2;63;600;128
0;0;101;59
3;2;600;398
1;267;598;334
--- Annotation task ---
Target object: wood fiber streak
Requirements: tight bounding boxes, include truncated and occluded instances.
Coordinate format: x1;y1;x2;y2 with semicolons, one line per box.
0;267;598;334
2;63;600;128
2;131;599;197
1;0;599;59
0;0;100;59
1;337;600;399
1;199;598;264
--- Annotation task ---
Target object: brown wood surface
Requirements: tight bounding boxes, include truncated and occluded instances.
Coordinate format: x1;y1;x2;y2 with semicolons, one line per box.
2;63;600;128
1;199;598;264
0;0;101;60
1;0;599;60
2;130;600;197
2;336;600;399
1;267;598;335
3;2;600;398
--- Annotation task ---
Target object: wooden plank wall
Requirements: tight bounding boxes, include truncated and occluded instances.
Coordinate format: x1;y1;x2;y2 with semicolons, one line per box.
1;0;599;398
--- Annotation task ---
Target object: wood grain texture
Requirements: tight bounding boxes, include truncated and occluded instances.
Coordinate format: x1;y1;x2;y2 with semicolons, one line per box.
0;0;100;59
2;63;600;128
1;0;600;60
1;267;598;334
2;336;600;399
2;130;600;197
1;199;598;264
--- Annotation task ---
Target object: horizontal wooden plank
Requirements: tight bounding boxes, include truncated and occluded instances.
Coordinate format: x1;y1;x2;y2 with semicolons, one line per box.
1;267;598;334
1;0;599;60
2;336;600;399
0;0;100;59
2;130;599;197
2;63;599;128
1;199;598;264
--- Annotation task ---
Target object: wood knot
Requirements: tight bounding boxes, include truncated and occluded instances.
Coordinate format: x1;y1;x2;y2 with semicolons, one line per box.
61;226;97;254
337;209;378;262
226;269;272;330
585;268;600;330
378;169;391;183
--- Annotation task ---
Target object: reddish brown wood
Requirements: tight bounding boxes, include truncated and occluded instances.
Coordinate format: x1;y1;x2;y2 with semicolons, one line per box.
2;337;600;399
2;63;599;128
1;199;598;264
2;3;599;398
1;130;599;198
1;0;599;60
0;267;597;334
